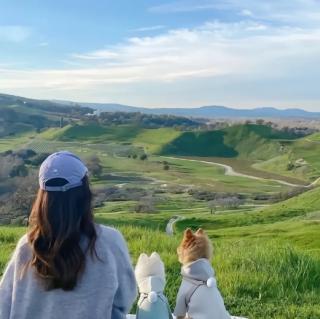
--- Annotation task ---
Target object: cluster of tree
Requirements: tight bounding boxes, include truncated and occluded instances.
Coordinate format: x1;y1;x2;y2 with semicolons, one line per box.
0;149;51;170
97;112;202;129
271;187;308;203
0;152;38;224
128;153;148;160
93;186;149;207
188;189;245;201
134;195;156;213
0;151;30;180
244;119;317;138
208;196;244;213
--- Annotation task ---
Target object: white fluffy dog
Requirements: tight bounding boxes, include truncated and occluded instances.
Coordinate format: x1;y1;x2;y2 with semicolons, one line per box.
135;252;173;319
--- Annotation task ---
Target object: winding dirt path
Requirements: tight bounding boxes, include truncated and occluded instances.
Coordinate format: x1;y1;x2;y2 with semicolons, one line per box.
166;216;184;236
162;156;319;188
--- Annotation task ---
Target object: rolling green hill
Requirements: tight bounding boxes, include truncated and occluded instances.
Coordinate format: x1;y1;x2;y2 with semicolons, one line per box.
57;123;143;143
254;131;320;181
0;93;93;138
160;124;291;160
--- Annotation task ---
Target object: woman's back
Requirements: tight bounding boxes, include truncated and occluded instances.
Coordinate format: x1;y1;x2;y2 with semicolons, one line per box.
0;224;137;319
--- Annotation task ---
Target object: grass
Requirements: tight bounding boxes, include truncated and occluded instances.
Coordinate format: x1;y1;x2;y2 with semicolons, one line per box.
187;156;307;185
1;187;320;318
161;130;238;157
133;127;181;153
0;132;36;152
160;124;287;160
59;123;143;143
254;133;320;182
1;225;319;318
1;122;320;317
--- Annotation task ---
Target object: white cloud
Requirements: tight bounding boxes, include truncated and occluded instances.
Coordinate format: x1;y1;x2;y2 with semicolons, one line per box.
0;25;31;43
2;20;320;87
149;0;320;27
240;9;253;17
149;0;225;13
131;25;166;32
1;4;320;109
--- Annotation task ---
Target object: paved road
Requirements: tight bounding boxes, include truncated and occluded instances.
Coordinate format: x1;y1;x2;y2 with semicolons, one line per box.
166;216;184;236
162;156;319;188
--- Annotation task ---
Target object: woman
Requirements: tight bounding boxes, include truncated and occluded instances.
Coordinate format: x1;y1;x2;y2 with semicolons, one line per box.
0;151;137;319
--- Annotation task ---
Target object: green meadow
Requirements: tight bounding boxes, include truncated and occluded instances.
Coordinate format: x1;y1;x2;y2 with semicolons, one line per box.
1;187;320;318
1;121;320;318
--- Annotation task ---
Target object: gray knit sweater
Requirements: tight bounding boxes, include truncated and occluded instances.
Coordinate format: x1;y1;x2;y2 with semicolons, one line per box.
0;224;137;319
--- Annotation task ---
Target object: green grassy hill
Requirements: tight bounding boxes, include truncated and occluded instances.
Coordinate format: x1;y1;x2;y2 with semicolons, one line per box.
159;124;292;160
254;132;320;182
59;123;143;143
0;93;93;138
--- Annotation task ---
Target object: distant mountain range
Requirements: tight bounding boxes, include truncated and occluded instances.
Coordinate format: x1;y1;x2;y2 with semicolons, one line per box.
1;93;319;119
54;100;320;119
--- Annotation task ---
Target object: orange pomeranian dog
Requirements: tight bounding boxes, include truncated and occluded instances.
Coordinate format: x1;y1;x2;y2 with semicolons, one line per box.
174;228;230;319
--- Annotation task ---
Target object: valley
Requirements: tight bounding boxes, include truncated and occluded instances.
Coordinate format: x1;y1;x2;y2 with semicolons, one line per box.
0;95;319;318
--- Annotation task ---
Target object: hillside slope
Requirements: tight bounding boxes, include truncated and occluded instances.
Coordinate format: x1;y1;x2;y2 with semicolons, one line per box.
254;131;320;181
160;124;292;160
0;93;94;137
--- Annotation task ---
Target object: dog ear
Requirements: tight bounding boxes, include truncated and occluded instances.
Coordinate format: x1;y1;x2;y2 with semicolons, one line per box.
196;228;204;235
184;228;193;240
137;253;149;264
150;252;161;260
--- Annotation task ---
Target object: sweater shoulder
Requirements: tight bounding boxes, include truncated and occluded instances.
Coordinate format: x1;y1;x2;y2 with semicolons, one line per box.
95;224;127;252
12;234;32;264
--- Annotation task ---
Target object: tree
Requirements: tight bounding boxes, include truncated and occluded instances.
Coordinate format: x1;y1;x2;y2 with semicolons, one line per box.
256;119;265;125
9;164;28;178
134;195;156;213
15;149;37;160
86;155;103;177
210;196;243;211
0;154;24;180
163;164;170;170
140;153;148;161
208;200;216;214
287;161;294;171
29;153;50;166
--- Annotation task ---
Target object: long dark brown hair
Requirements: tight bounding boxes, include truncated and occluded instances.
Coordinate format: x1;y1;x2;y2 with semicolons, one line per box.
28;175;97;291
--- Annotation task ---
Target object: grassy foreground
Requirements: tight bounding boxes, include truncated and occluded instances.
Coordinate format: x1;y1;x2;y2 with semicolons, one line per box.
1;225;319;319
1;188;320;318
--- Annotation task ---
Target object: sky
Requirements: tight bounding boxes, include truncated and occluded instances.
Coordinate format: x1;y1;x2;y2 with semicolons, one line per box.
0;0;320;111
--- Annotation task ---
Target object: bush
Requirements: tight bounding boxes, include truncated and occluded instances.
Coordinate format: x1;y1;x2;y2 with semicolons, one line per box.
163;164;170;170
140;153;148;161
9;164;28;178
134;196;156;213
86;155;103;177
287;161;295;171
15;149;37;160
29;153;50;166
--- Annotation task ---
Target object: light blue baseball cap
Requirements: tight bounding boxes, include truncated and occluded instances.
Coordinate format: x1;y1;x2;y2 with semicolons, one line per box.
39;151;88;192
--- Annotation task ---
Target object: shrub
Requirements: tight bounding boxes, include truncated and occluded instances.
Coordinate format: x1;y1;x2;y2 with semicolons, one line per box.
9;164;28;178
140;153;148;161
29;153;50;166
86;155;103;177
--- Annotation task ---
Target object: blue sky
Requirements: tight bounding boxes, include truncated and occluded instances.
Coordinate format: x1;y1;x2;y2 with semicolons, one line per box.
0;0;320;110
